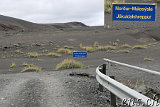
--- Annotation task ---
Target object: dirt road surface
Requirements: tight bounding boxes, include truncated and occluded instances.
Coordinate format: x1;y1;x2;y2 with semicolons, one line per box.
0;69;112;107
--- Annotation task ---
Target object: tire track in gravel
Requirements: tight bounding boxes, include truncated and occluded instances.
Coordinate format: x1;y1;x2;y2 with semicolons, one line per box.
0;72;76;107
0;78;28;107
0;78;11;92
10;79;48;107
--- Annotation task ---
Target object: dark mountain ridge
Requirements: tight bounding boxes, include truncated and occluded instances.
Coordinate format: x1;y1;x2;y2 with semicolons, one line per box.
0;15;87;32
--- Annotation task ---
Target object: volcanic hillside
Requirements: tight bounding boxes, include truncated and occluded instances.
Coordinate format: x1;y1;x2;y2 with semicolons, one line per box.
0;15;87;32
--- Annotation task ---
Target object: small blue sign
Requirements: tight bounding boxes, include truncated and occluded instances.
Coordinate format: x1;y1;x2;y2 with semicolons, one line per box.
112;3;156;21
73;52;87;58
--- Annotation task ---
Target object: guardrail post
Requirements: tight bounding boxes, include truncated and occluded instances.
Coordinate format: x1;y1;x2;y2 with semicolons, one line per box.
99;64;106;92
110;76;116;107
106;61;111;75
102;64;106;75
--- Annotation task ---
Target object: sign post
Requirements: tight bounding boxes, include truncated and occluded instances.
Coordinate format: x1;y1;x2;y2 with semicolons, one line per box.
72;52;87;72
112;3;156;21
73;52;87;58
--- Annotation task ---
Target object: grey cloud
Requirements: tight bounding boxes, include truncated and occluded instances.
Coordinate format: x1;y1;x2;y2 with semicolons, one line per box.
0;0;104;26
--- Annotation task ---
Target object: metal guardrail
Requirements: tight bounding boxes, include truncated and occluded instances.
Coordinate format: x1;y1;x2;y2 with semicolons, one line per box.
96;59;160;107
104;58;160;76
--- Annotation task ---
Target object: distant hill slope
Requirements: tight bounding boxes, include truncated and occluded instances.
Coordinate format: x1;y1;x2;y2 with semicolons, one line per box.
0;15;87;31
51;22;87;29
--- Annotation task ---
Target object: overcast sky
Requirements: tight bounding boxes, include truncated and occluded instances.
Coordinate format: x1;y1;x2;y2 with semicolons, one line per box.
0;0;104;26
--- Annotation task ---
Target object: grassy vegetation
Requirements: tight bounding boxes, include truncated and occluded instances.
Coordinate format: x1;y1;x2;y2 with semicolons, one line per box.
56;59;84;70
10;62;16;68
116;39;120;42
15;49;23;54
64;45;74;49
132;45;147;49
120;79;146;88
135;79;145;88
147;42;158;46
157;0;160;3
80;43;83;49
104;0;125;13
112;42;118;46
104;0;112;13
57;48;72;55
121;44;132;48
21;66;42;72
46;52;61;57
27;52;41;58
80;43;95;52
97;45;116;51
82;46;95;53
93;41;99;47
22;62;28;66
144;58;154;61
80;43;117;52
37;59;43;61
22;62;34;67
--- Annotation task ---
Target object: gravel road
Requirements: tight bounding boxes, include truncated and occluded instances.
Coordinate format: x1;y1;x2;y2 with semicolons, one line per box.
0;68;111;107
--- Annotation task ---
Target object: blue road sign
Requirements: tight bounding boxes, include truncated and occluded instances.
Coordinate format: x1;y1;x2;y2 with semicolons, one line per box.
112;3;156;21
73;52;87;58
